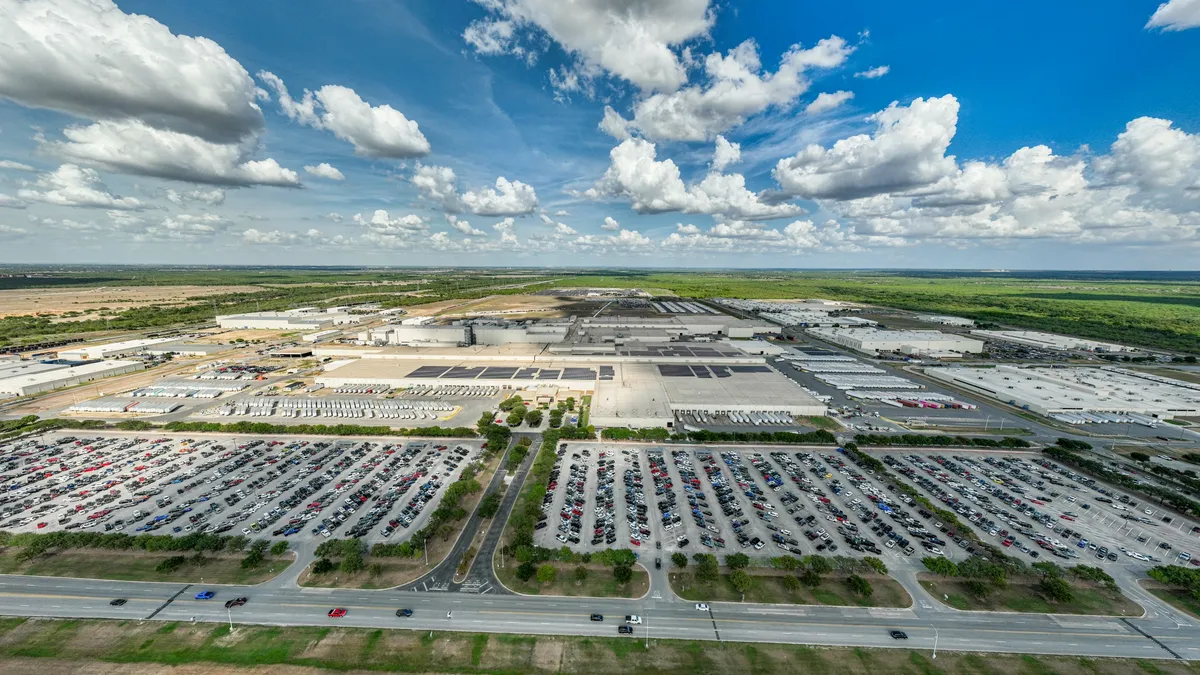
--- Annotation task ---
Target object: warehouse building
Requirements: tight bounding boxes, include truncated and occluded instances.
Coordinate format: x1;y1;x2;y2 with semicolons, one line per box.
216;308;366;330
808;327;983;356
0;360;144;397
58;337;179;360
574;315;775;340
970;330;1137;353
471;321;571;345
917;315;975;327
760;310;877;328
302;330;341;343
143;342;235;357
924;365;1200;418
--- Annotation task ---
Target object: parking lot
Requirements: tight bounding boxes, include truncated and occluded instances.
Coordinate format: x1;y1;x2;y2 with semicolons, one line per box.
536;443;940;571
871;449;1200;569
0;432;483;547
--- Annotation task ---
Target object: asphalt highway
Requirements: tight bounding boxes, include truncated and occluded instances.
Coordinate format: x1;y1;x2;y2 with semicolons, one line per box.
1;574;1196;661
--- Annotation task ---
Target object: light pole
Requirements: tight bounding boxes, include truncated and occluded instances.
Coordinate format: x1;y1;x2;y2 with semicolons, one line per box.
644;612;649;649
227;607;233;631
931;624;939;659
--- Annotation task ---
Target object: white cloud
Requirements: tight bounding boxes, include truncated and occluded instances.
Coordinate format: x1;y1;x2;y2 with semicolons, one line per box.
0;0;263;143
572;228;653;249
601;216;621;231
460;176;538;216
304;163;345;181
773;95;960;200
805;91;854;116
447;214;485;236
17;164;143;209
854;65;890;79
1146;0;1200;31
660;218;850;252
44;119;300;187
353;210;429;236
463;0;715;93
165;187;226;206
553;209;570;216
0;193;25;209
258;71;430;158
1092;117;1200;188
712;135;741;172
0;160;35;171
553;222;577;237
586;137;803;220
412;163;462;212
604;37;854;142
599;106;633;140
493;217;519;245
324;212;343;223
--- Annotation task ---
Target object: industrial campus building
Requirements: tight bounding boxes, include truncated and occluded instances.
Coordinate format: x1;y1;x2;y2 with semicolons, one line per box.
971;330;1137;353
0;360;144;397
807;327;984;357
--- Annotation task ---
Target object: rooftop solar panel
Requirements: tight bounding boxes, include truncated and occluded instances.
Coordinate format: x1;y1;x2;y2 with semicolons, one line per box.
444;367;485;379
537;369;560;379
729;365;771;373
407;366;450;378
692;366;712;378
481;367;518;378
515;368;539;378
658;365;694;377
709;365;732;378
562;368;597;380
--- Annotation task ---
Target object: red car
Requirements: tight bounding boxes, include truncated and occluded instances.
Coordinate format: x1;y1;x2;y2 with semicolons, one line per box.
328;608;347;618
1060;514;1075;521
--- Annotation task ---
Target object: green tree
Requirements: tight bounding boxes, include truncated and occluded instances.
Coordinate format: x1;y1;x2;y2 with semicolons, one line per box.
672;552;688;569
574;566;589;586
846;574;873;597
506;410;525;427
537;563;557;584
781;574;801;592
1032;561;1064;579
771;555;799;572
613;565;633;584
799;569;821;589
1130;452;1151;463
693;553;719;584
1038;576;1075;602
478;493;502;519
516;561;537;581
963;579;993;599
862;556;888;575
806;555;833;576
340;550;365;574
269;541;289;557
311;558;335;574
240;547;264;569
725;552;751;570
525;410;543;427
922;556;959;576
730;569;754;595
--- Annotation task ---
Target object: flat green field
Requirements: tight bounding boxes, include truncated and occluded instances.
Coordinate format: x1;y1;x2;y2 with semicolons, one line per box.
0;550;290;585
671;571;911;608
0;617;1194;675
920;579;1142;616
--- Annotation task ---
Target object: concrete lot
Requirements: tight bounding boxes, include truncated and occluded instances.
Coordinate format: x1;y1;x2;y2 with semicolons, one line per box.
0;432;483;548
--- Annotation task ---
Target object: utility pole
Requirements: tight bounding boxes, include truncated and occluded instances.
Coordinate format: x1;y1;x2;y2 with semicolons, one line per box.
932;624;939;659
227;607;233;631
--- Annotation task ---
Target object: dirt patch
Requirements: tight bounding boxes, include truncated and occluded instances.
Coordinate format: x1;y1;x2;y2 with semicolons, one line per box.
298;629;361;660
0;285;265;319
532;638;562;672
0;659;384;675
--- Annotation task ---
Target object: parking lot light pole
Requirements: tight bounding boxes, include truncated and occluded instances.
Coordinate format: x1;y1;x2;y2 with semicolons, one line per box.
931;624;938;659
645;613;649;649
227;607;233;631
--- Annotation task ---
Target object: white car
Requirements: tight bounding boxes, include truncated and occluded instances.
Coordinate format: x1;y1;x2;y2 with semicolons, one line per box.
695;603;709;611
625;615;642;624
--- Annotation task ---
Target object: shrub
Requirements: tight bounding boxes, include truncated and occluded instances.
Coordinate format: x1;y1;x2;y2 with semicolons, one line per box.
725;552;750;570
516;561;537;582
846;574;873;597
269;541;289;557
671;552;688;569
537;563;557;584
613;565;633;584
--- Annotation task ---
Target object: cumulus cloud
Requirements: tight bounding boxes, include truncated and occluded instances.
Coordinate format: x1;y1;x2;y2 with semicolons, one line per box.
447;214;485;236
585;137;803;220
0;160;35;171
17;164;143;209
601;216;621;231
0;193;26;209
43;119;300;187
0;0;264;143
304;163;345;181
854;65;890;79
712;136;741;172
460;176;538;216
1146;0;1200;31
493;217;519;245
165;187;226;206
241;227;342;246
353;210;429;236
571;228;653;249
773;95;960;200
258;71;430;158
661;218;846;252
805;91;854;116
602;37;854;142
1093;117;1200;188
463;0;715;93
412;164;462;212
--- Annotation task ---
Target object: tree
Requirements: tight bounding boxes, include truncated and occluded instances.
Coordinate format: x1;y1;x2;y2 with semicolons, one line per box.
613;565;633;584
1038;576;1075;602
525;410;543;428
506;410;525;427
537;563;557;584
922;556;959;576
806;555;833;576
1032;561;1064;579
771;555;799;572
368;563;384;577
269;541;289;557
862;556;888;575
478;493;502;519
799;569;821;589
730;569;753;595
340;550;365;574
672;552;688;569
846;574;873;597
725;552;751;570
963;579;992;599
1130;452;1151;463
781;574;801;592
240;547;264;569
516;561;537;581
311;558;335;574
574;566;589;586
693;553;719;584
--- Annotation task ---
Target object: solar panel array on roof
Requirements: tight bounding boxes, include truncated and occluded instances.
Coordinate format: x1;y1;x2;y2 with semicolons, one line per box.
729;365;772;373
599;366;615;381
537;369;560;380
709;365;732;378
444;367;485;379
692;365;712;378
658;365;694;377
407;365;450;378
562;368;597;380
515;367;539;378
481;367;518;378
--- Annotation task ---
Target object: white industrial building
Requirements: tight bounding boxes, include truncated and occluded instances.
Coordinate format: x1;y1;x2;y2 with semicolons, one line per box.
216;308;365;330
472;322;571;345
365;324;472;347
576;315;775;340
924;365;1200;418
302;329;341;343
760;310;877;328
58;337;179;360
970;330;1137;353
808;327;984;356
917;315;975;327
0;360;144;397
143;342;235;357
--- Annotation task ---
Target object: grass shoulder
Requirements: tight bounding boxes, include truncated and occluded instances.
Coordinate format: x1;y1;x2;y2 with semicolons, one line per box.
0;549;290;585
495;561;649;598
919;575;1143;616
1139;580;1200;620
670;570;910;608
0;617;1197;674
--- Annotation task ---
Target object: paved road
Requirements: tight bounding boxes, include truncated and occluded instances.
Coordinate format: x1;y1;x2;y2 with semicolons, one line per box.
0;571;1196;661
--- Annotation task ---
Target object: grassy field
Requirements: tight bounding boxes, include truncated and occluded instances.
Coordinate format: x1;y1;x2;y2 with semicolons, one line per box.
919;578;1142;616
0;550;290;585
0;617;1193;674
495;561;650;598
670;572;911;608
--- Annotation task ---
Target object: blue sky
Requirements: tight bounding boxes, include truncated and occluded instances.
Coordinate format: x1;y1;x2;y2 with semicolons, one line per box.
0;0;1198;269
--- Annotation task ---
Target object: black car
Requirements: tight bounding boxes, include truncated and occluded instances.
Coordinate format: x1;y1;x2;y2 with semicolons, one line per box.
396;608;413;617
224;596;248;608
655;557;662;569
617;625;634;634
109;598;127;606
889;630;908;640
590;614;604;621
